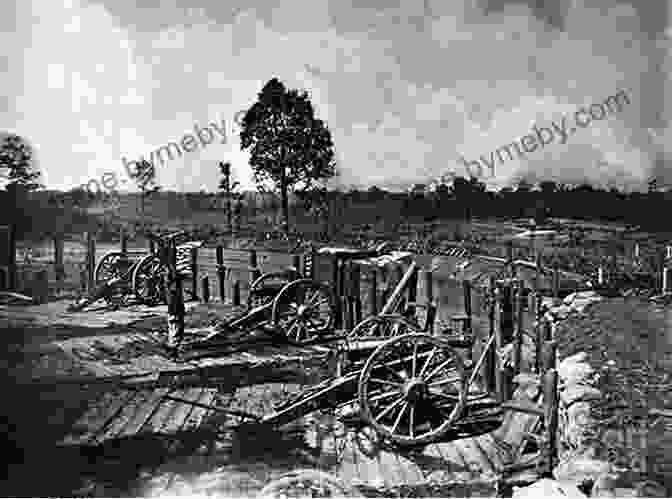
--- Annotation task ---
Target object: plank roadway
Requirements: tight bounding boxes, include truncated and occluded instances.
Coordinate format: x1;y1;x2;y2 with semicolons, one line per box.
55;376;544;496
34;310;333;389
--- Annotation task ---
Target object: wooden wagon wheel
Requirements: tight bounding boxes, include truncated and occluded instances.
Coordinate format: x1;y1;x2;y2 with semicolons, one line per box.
94;251;133;284
358;333;467;446
94;251;134;306
131;254;166;306
347;315;420;340
247;271;294;309
271;279;336;345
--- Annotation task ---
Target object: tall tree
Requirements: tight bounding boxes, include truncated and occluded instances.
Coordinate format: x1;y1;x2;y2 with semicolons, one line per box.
0;134;42;191
239;78;336;235
127;158;160;234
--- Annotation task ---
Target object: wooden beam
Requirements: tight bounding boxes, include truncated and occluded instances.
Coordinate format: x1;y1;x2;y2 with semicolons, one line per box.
380;261;418;315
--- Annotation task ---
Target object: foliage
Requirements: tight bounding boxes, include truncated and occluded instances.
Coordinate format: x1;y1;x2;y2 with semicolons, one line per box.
128;158;160;197
239;78;336;232
0;134;42;191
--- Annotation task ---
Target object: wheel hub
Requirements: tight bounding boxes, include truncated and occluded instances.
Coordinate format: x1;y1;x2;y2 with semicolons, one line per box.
296;304;309;318
403;378;427;403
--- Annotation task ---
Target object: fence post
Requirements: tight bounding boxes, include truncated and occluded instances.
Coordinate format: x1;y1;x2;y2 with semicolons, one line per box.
380;267;391;312
201;275;210;303
497;280;515;402
120;227;127;253
7;224;16;291
350;263;362;324
483;276;497;394
232;280;241;306
249;249;261;283
343;261;354;331
54;235;65;289
216;246;226;302
407;265;418;317
86;232;96;292
36;269;49;304
463;279;472;334
543;368;559;475
552;263;560;303
424;269;434;334
369;268;378;316
513;281;524;375
190;247;199;301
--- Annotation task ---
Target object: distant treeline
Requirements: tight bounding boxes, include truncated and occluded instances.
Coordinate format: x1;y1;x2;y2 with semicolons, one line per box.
2;177;669;241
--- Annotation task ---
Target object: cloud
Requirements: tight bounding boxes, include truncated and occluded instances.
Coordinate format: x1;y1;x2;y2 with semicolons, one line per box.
1;0;669;193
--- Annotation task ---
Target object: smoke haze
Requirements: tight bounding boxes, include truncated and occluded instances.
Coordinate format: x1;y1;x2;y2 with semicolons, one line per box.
1;0;670;193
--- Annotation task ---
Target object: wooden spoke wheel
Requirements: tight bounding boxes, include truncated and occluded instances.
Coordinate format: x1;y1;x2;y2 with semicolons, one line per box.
94;251;134;284
271;279;336;344
347;315;420;340
358;333;467;446
94;251;134;305
247;272;293;309
131;255;167;306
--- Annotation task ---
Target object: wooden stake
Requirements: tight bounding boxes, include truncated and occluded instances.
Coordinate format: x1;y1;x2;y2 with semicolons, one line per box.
54;235;65;286
249;250;261;282
201;276;210;303
463;279;472;334
369;268;378;316
543;368;559;475
190;246;198;301
232;280;241;306
216;246;226;301
120;228;127;253
86;232;96;292
513;281;524;375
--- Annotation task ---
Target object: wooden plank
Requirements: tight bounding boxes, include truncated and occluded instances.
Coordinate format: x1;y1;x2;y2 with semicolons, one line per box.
375;449;409;486
160;387;205;434
59;388;137;446
422;443;463;482
475;433;510;471
348;430;391;487
393;451;426;486
428;441;474;480
457;437;496;475
141;389;191;434
335;432;360;485
181;389;218;431
93;389;157;444
116;388;170;438
452;439;486;474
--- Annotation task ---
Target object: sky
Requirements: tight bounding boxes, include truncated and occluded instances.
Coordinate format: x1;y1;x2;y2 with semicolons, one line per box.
1;0;671;193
